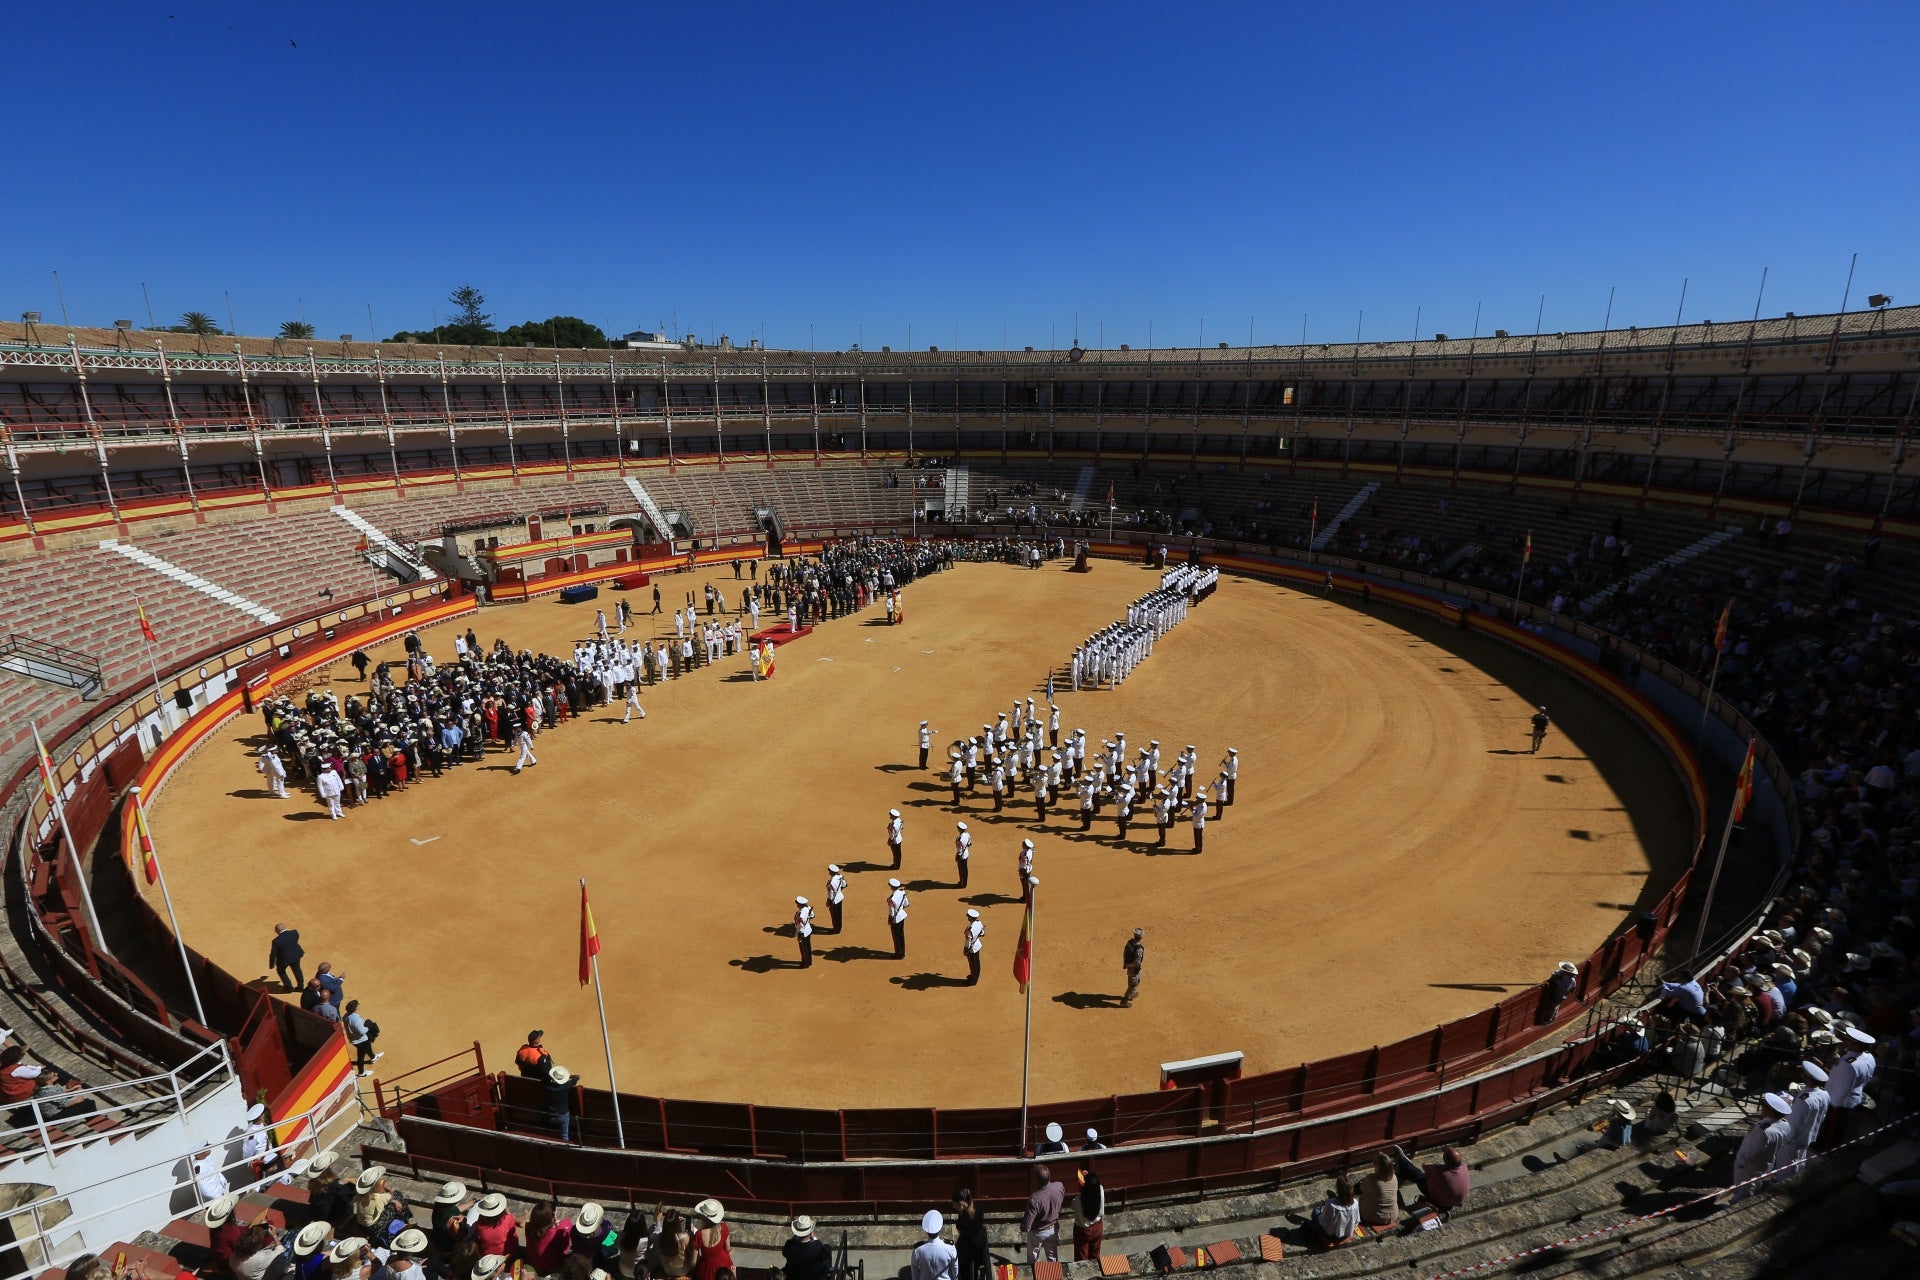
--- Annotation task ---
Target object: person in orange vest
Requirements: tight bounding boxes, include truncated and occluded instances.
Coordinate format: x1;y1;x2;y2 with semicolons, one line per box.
515;1030;553;1080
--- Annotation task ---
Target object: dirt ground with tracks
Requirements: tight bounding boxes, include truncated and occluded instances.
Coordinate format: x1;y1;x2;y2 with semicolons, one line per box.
147;558;1691;1108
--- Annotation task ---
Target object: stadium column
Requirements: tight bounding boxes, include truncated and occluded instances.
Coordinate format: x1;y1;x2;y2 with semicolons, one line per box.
611;351;626;474
858;351;868;459
309;346;340;497
499;353;518;480
713;355;724;470
808;356;821;463
762;353;773;464
5;438;35;540
557;354;573;480
440;352;462;489
69;336;122;525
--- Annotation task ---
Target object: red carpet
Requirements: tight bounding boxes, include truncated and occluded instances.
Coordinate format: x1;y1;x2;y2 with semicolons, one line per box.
749;623;814;645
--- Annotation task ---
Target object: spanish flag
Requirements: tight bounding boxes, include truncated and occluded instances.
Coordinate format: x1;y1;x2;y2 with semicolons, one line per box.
31;723;58;806
133;794;160;885
1714;600;1731;654
579;883;601;987
1732;739;1755;823
354;535;370;553
1522;530;1533;566
137;603;156;644
1012;898;1034;994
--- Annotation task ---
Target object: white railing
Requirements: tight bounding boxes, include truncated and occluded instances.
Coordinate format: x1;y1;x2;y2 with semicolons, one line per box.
1;1070;361;1280
1;1039;233;1166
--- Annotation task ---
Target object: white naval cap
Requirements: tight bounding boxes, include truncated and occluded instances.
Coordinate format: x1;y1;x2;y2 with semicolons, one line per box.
827;864;840;873
889;808;900;817
957;821;968;829
888;878;902;888
966;909;980;919
1022;838;1034;848
920;720;928;726
795;896;809;906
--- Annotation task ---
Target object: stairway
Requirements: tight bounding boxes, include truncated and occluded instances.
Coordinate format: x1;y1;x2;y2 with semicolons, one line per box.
623;477;677;540
944;465;971;515
1436;542;1482;574
329;506;434;581
1310;482;1378;550
102;541;280;626
1582;526;1742;610
1068;465;1096;513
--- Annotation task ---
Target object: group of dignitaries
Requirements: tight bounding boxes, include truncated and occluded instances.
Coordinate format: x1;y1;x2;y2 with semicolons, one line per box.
1069;563;1218;691
787;695;1238;986
256;628;611;815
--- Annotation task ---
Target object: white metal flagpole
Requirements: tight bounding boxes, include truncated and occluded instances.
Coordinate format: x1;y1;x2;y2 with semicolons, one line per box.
31;720;111;959
581;877;626;1148
130;786;208;1026
1019;876;1037;1151
134;599;172;733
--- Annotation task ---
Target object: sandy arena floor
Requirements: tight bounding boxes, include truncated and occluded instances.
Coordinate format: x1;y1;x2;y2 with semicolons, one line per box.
148;559;1692;1108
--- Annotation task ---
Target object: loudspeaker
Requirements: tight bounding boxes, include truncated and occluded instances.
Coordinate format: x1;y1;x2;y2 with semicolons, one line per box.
1635;911;1658;944
174;689;194;711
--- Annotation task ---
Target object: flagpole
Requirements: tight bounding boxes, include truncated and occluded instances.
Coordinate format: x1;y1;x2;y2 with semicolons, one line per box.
31;720;111;960
581;877;626;1149
134;599;171;735
1691;776;1743;960
1510;530;1531;617
131;786;207;1026
1019;876;1037;1152
1696;646;1724;741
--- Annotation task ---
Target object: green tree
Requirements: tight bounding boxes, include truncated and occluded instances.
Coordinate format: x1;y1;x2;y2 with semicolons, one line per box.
498;316;611;349
279;320;316;340
176;311;222;335
448;284;492;332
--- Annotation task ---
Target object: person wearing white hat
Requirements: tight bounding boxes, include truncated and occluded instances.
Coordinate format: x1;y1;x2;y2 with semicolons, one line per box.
962;910;985;985
794;897;815;969
290;1221;333;1267
1080;1128;1107;1151
389;1229;430;1280
825;865;847;934
887;879;910;959
887;808;904;871
1603;1099;1636;1148
910;1209;957;1280
1781;1061;1830;1175
919;721;933;770
1730;1093;1795;1201
1189;790;1207;853
1017;840;1035;904
192;1147;231;1204
954;823;971;889
1824;1026;1877;1147
471;1255;508;1280
511;723;537;775
430;1182;473;1257
784;1216;831;1280
1035;1122;1069;1156
949;751;966;807
1220;749;1238;806
1541;961;1579;1023
329;1239;371;1271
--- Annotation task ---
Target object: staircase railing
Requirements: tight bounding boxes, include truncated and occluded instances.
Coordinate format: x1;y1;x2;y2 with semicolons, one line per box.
0;634;104;700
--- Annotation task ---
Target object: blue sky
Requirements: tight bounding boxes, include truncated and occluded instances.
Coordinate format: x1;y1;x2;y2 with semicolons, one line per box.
4;1;1914;349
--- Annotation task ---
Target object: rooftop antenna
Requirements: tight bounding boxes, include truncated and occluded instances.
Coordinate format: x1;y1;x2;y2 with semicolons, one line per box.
141;281;156;328
52;270;69;326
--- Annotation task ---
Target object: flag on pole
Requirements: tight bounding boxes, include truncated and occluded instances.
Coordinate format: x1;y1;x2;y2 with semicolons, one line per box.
137;603;156;643
1714;600;1731;654
354;535;369;553
1106;484;1114;509
31;724;59;805
579;883;601;986
1731;739;1755;823
1522;530;1533;566
1310;498;1318;524
133;796;160;885
1012;898;1034;993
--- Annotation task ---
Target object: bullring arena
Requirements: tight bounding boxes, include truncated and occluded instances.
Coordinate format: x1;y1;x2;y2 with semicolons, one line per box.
1;310;1916;1280
151;559;1692;1109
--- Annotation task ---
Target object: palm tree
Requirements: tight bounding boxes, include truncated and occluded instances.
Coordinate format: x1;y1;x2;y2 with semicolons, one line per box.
179;311;220;335
279;320;316;340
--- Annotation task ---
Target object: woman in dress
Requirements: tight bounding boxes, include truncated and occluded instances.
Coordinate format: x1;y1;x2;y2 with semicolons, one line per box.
688;1200;732;1280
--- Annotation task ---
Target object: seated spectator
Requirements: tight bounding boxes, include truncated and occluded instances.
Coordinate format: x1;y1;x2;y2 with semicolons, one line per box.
289;1223;333;1280
351;1167;408;1240
429;1182;473;1258
1357;1152;1398;1228
306;1153;353;1227
522;1203;571;1276
1640;1091;1680;1138
31;1067;96;1119
1657;976;1707;1022
1310;1175;1361;1246
1603;1099;1636;1148
781;1217;832;1280
1389;1144;1472;1212
207;1195;246;1275
230;1221;285;1280
0;1043;43;1104
472;1194;517;1258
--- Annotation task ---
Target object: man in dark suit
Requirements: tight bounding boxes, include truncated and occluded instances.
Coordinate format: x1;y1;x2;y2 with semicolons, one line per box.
270;923;305;992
